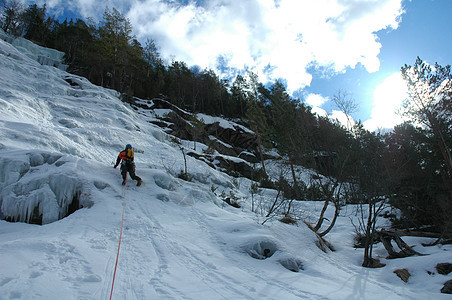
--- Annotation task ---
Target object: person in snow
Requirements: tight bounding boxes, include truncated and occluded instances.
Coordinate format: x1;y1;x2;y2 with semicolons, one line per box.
114;144;143;186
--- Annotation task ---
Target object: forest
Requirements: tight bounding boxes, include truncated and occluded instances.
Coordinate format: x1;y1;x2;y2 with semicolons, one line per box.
1;1;451;263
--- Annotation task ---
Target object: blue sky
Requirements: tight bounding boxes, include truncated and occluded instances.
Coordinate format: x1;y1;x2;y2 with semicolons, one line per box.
25;0;452;130
305;0;452;129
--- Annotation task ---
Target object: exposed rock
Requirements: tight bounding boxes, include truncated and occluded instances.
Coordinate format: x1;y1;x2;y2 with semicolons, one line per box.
124;96;265;179
186;151;258;180
166;111;193;141
279;215;297;224
133;97;259;157
441;280;452;294
204;121;257;152
436;263;452;275
213;155;254;179
238;151;259;164
223;197;240;208
149;98;190;118
394;269;411;283
207;136;237;157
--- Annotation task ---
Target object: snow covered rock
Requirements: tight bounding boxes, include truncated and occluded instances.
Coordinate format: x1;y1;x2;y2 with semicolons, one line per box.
129;97;260;164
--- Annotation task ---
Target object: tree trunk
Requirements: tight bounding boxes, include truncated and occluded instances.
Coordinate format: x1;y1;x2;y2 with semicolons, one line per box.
313;199;329;232
265;189;281;218
362;202;374;266
257;134;266;175
288;155;302;199
319;202;339;237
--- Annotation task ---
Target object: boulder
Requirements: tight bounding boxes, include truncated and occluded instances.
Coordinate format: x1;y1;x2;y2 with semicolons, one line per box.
436;263;452;275
441;280;452;294
394;269;411;283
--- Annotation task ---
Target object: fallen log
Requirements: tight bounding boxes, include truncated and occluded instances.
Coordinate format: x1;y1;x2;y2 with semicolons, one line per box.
388;229;441;239
377;229;426;259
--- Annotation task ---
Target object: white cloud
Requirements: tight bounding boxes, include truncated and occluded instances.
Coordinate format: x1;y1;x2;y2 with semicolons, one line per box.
37;0;404;93
330;109;356;130
363;72;408;131
311;106;328;118
306;93;328;107
125;0;404;91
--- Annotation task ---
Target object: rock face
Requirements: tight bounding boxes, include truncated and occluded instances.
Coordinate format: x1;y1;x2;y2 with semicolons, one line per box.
147;98;258;153
125;97;265;179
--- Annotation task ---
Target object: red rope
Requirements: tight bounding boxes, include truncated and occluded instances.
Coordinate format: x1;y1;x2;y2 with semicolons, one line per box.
110;176;127;300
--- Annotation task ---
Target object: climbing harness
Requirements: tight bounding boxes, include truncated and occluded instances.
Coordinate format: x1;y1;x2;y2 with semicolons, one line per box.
109;175;127;300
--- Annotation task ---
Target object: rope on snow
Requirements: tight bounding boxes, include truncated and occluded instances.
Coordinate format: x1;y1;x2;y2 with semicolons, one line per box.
109;175;127;300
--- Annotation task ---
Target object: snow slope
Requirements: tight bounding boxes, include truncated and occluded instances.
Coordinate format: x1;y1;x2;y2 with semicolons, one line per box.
0;32;451;299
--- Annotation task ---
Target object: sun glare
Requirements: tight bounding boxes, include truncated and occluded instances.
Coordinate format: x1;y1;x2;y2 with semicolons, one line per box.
364;72;408;131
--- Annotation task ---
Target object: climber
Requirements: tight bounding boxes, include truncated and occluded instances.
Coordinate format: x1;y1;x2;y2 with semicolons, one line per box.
114;144;143;186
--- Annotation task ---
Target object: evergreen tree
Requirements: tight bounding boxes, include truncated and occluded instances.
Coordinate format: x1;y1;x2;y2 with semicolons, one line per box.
97;8;135;91
143;39;163;77
21;3;51;44
167;60;193;108
245;98;269;176
231;74;248;117
265;81;305;198
55;19;93;67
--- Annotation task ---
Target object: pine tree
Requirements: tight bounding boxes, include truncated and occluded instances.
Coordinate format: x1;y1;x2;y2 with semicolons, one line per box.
245;98;268;176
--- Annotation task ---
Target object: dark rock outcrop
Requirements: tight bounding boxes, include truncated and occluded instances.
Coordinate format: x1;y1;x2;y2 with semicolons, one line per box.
436;263;452;275
124;96;265;179
441;280;452;294
144;98;258;156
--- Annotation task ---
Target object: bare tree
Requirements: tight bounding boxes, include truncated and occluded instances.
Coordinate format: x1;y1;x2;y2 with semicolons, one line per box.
187;113;206;151
401;57;452;175
307;90;357;237
310;175;344;237
0;0;23;36
332;89;358;130
352;126;389;268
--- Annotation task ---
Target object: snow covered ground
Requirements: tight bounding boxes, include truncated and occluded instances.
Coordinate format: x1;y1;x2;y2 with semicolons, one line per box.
0;31;451;299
